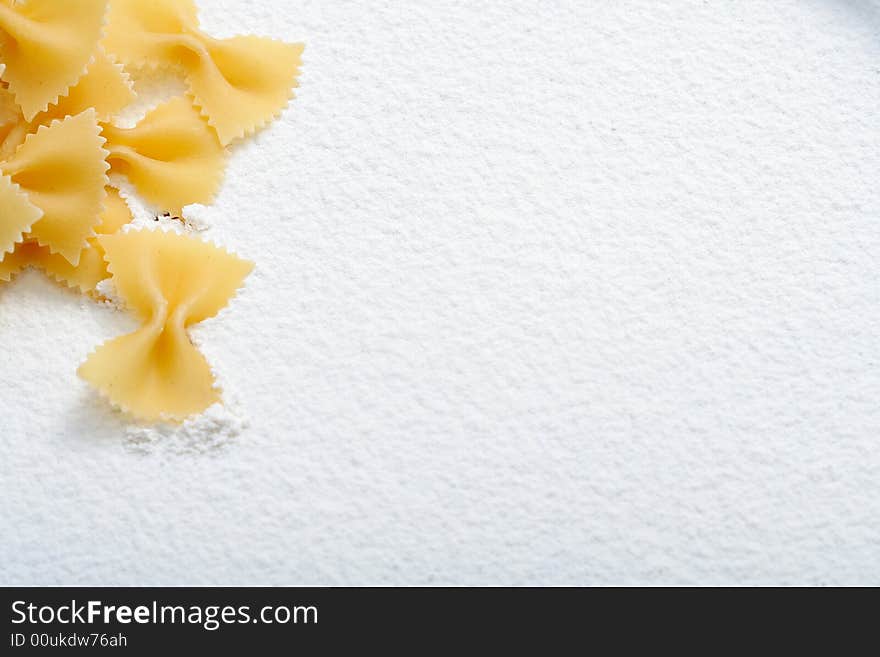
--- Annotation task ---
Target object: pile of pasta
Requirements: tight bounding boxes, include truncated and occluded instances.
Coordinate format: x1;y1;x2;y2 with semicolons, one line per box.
0;0;302;422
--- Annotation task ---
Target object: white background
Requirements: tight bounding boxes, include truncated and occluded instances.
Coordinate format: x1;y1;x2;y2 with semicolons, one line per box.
2;0;879;584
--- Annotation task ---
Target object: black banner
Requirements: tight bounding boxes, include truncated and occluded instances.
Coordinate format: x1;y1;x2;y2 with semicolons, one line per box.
1;586;861;652
1;587;590;652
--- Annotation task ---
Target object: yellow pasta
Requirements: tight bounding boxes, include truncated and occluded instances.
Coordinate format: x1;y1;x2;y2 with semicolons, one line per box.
2;81;216;216
0;48;135;159
0;0;108;121
0;84;23;160
1;0;301;424
0;110;109;265
78;229;253;422
103;0;303;145
102;96;227;210
0;82;18;127
0;235;29;281
0;119;25;161
0;172;41;258
33;48;135;126
0;187;132;291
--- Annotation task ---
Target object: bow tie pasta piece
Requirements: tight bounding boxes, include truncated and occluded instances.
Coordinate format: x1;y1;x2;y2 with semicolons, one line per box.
103;0;303;145
102;96;227;210
0;110;109;265
0;173;41;257
188;35;303;146
0;187;132;292
0;0;109;121
78;229;253;421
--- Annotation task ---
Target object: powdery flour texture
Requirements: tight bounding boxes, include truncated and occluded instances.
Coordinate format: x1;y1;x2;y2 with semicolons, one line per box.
1;0;879;585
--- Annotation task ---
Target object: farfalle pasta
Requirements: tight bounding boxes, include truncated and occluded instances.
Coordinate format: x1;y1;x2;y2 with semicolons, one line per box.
0;83;24;160
103;0;303;145
78;230;253;421
0;0;108;120
102;97;227;210
0;81;17;127
0;187;132;292
2;77;221;213
0;48;134;157
0;0;302;425
0;109;109;265
0;171;41;257
34;48;135;126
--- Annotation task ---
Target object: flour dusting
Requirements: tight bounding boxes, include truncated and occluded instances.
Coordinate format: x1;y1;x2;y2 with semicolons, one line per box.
123;403;248;455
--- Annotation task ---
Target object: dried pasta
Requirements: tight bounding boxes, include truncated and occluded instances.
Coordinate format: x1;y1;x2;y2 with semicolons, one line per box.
0;84;24;160
0;110;109;265
0;0;108;121
0;172;41;257
1;85;219;214
0;187;132;292
102;97;227;210
33;48;135;126
1;0;301;425
0;82;17;127
103;0;303;145
0;48;135;159
78;230;253;421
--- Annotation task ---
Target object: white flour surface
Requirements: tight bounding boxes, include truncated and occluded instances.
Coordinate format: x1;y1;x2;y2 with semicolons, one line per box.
1;1;879;585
